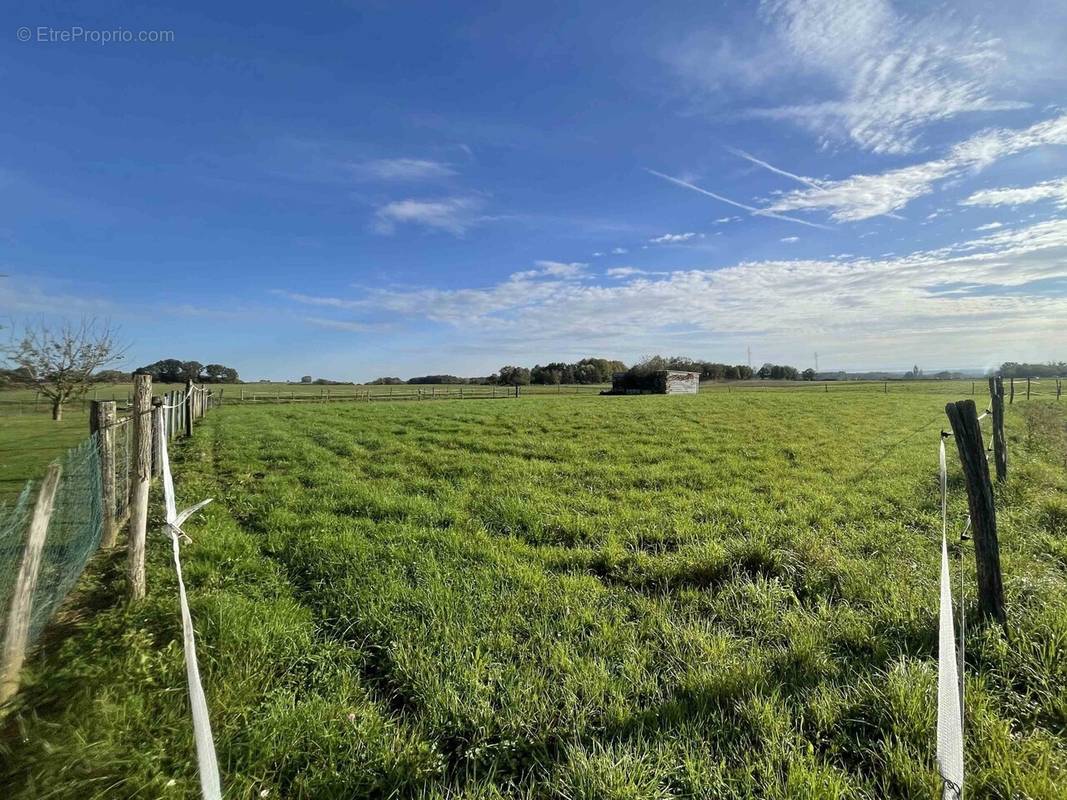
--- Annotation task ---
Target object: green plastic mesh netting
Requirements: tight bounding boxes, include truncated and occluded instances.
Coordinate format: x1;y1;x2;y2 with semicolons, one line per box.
0;434;103;647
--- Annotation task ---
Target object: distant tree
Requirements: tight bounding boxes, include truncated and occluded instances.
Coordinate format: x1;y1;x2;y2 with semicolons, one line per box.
998;361;1067;378
181;361;204;381
300;375;313;383
530;357;625;385
407;375;467;385
802;368;816;381
757;363;773;380
497;366;531;386
204;364;239;383
93;369;131;383
136;359;237;383
136;358;185;382
4;319;125;420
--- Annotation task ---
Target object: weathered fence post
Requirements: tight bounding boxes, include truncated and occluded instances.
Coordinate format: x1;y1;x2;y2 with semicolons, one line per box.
0;463;63;705
150;397;164;478
90;400;118;548
1009;377;1014;404
184;380;194;438
1026;377;1031;401
128;373;152;600
1058;378;1062;400
945;399;1006;627
988;377;1007;482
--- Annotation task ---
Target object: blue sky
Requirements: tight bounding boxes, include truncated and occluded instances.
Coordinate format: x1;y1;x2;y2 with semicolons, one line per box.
3;0;1067;380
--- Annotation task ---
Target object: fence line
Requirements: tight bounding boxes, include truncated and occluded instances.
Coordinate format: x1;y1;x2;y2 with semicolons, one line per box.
1;376;1063;416
0;380;221;710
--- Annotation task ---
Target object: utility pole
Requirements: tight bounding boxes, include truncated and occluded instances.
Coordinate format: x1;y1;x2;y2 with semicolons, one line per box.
814;352;819;373
747;346;752;370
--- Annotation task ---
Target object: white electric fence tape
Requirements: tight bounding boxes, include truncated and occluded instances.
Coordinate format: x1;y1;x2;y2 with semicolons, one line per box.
937;438;964;800
158;424;223;800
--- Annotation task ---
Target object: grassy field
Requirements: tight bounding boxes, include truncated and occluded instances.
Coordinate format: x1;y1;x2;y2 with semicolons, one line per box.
4;378;1048;498
1;388;1065;798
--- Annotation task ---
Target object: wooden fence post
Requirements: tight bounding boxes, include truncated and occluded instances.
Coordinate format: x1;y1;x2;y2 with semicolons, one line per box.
988;377;1007;482
1009;377;1014;404
90;400;118;548
945;399;1006;627
1026;377;1031;401
0;463;63;705
150;397;163;478
184;380;194;437
1058;378;1062;400
127;373;152;600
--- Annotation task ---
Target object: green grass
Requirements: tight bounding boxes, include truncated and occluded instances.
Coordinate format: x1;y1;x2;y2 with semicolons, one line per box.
1;390;1065;798
0;378;1026;496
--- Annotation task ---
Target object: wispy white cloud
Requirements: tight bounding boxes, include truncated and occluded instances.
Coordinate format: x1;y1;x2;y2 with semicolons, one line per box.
511;260;587;279
270;289;361;309
606;267;647;278
273;219;1067;364
304;316;376;332
974;221;1004;231
612;246;629;254
962;177;1067;209
752;0;1025;154
348;158;456;181
766;158;955;221
780;236;799;243
374;196;486;235
649;232;698;244
763;114;1067;221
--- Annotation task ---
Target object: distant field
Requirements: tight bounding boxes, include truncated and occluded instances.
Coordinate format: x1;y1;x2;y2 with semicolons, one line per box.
3;388;1064;798
2;377;1059;497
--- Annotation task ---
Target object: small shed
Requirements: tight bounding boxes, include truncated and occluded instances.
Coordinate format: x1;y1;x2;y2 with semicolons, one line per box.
608;370;700;395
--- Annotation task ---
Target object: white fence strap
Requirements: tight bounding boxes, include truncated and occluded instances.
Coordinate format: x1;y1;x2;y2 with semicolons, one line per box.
158;423;222;800
937;438;964;799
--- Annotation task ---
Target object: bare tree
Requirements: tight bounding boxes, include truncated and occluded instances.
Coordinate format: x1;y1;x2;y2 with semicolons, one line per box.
5;319;126;420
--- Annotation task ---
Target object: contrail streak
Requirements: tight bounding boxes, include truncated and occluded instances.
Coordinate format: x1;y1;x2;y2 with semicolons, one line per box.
728;148;824;191
645;169;829;230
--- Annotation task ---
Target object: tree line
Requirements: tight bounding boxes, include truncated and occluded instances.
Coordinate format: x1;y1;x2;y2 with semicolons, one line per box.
997;361;1067;378
134;359;240;383
368;356;826;387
